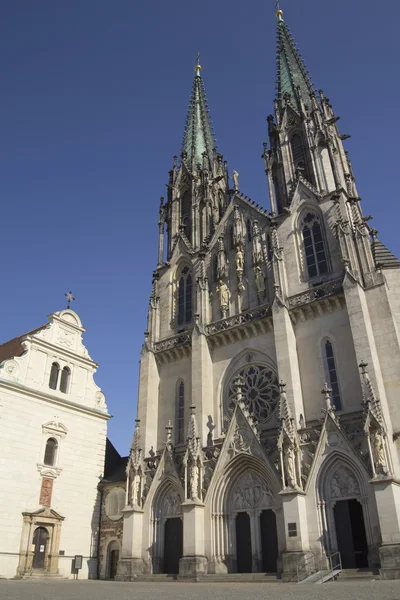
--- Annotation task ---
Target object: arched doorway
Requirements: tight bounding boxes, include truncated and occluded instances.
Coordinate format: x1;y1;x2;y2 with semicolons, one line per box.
318;457;373;569
164;517;183;574
151;483;183;574
32;527;49;570
210;460;281;574
107;541;120;580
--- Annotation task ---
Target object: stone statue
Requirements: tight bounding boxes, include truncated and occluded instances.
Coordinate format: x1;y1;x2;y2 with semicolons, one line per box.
252;225;264;265
189;463;199;500
232;170;239;191
235;246;244;274
254;266;266;296
206;415;216;447
371;430;387;474
217;238;227;279
130;473;141;507
284;445;295;488
217;280;230;308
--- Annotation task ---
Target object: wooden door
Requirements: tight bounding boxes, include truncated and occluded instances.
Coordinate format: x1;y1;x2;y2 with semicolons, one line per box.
32;527;48;569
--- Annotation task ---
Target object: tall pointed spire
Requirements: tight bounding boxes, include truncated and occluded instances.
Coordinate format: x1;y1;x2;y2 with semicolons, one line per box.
275;9;314;114
181;57;216;169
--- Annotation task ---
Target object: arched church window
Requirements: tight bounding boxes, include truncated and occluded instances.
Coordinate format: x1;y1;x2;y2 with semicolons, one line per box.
213;255;218;282
44;437;58;466
324;339;342;411
291;133;306;174
246;219;252;242
226;364;280;424
229;226;235;250
177;381;185;444
181;192;192;241
301;212;328;279
177;266;192;326
49;362;60;390
59;367;71;394
218;191;225;220
266;234;273;262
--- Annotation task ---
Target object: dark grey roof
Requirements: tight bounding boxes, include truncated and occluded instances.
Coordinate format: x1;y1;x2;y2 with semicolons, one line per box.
371;239;400;269
101;438;128;484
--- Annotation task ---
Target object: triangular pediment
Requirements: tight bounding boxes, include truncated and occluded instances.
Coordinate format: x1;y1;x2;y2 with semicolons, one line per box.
205;404;281;500
288;177;322;210
22;507;65;520
207;195;269;252
170;233;194;263
142;446;184;509
304;411;371;493
280;104;302;132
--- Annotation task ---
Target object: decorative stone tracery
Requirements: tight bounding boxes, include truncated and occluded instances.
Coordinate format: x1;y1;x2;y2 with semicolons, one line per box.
226;364;280;424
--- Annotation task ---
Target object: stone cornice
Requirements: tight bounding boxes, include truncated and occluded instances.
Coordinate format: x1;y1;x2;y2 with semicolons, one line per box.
0;379;111;421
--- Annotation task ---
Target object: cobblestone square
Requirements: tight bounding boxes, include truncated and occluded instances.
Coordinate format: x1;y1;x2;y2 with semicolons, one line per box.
2;580;400;600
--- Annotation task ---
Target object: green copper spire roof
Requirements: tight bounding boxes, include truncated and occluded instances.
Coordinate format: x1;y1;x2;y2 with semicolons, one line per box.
276;11;315;113
181;63;216;168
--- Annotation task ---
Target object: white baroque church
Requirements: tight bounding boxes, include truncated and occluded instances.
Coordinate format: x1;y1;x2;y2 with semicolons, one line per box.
114;9;400;582
0;308;109;579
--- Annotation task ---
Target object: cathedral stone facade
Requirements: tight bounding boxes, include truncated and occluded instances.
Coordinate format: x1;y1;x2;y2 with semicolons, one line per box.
115;10;400;582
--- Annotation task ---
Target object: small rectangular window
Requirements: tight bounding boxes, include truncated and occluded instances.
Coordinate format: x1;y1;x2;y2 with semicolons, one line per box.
288;522;297;537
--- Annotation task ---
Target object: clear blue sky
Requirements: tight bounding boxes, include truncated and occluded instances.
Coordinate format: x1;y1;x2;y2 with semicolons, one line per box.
0;1;398;456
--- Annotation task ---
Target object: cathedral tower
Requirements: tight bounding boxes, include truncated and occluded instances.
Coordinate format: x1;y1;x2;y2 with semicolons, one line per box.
115;9;400;582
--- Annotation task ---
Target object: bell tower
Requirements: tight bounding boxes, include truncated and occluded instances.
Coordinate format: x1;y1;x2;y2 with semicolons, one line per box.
159;60;230;260
264;8;357;215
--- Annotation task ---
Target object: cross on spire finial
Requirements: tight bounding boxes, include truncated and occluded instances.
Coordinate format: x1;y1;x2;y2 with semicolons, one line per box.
65;291;75;309
195;52;202;77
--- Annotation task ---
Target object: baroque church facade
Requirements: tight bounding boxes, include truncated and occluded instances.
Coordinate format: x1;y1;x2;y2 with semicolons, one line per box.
113;10;400;582
0;309;109;579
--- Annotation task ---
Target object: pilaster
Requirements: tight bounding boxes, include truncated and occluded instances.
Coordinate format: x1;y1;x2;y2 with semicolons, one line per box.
191;326;213;446
179;500;208;578
272;300;305;422
369;478;400;579
279;490;311;582
117;507;145;580
137;346;160;454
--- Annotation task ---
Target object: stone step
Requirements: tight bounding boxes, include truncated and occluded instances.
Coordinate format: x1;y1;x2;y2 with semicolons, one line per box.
338;568;379;580
134;574;178;582
22;572;66;580
198;573;281;583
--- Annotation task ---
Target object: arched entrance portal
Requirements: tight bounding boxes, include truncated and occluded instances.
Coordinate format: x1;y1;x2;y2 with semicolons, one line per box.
32;527;49;570
318;457;373;569
210;462;281;574
151;483;183;574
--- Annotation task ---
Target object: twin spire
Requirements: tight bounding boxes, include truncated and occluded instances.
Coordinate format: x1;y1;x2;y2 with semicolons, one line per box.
180;8;315;162
181;57;216;169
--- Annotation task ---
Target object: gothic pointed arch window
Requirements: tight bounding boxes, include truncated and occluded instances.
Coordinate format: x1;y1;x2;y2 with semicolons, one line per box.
176;380;185;444
49;362;60;390
301;211;328;279
246;219;252;242
177;266;193;326
323;339;342;411
181;191;192;241
60;366;71;394
291;133;307;175
213;255;219;282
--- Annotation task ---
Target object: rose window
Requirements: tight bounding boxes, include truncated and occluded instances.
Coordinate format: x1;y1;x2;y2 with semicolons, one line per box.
226;364;280;423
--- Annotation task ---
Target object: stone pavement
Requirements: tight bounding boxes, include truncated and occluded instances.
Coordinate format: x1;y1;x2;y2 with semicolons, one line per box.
2;580;400;600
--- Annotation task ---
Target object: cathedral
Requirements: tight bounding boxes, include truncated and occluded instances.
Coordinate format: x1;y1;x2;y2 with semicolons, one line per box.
105;8;400;582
